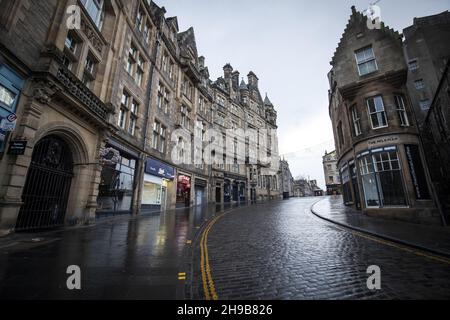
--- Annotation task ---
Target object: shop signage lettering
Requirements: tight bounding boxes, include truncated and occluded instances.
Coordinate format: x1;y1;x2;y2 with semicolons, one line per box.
404;144;431;200
145;158;175;180
367;136;399;148
7;140;27;155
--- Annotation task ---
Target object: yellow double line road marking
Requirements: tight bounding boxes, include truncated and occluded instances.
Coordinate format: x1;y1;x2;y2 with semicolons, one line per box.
337;225;450;265
200;212;227;300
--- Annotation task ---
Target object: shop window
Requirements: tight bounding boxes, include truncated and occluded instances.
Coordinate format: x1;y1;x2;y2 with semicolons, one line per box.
341;166;353;205
97;149;136;215
358;147;407;208
176;175;191;207
372;149;407;206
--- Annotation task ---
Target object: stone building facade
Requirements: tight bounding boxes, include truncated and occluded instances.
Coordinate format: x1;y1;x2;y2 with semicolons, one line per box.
322;150;341;195
0;0;281;235
328;7;441;225
402;11;450;225
421;58;450;225
403;11;450;127
280;159;294;199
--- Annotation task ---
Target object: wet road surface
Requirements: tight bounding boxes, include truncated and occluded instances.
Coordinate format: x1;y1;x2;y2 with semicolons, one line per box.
0;204;227;299
193;198;450;300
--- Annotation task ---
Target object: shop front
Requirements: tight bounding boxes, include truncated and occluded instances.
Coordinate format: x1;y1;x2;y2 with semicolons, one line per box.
142;158;174;214
195;178;207;207
96;142;138;218
176;174;191;208
340;138;438;223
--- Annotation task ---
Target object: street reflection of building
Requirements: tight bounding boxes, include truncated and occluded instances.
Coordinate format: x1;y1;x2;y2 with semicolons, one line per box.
0;0;283;236
328;7;440;225
322;150;342;196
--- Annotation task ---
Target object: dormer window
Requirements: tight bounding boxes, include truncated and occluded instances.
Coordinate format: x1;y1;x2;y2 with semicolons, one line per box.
355;46;378;76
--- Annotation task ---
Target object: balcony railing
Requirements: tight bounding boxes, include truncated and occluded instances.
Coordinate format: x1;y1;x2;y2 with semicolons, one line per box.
56;66;109;120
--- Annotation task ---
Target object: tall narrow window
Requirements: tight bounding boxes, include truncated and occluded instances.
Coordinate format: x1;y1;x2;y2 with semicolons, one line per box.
137;7;145;31
359;154;380;207
80;0;104;29
152;121;160;150
355;46;378;76
350;105;362;136
394;95;409;127
118;108;126;129
367;96;388;129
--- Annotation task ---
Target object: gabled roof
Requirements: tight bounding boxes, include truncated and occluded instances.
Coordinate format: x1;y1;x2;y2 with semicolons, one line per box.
330;6;402;65
166;16;179;32
178;27;198;60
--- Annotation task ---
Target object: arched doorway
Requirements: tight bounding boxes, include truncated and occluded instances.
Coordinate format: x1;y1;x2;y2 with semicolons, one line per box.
16;135;74;231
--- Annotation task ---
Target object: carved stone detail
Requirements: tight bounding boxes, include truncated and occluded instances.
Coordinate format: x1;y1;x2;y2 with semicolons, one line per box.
32;80;61;104
80;17;104;54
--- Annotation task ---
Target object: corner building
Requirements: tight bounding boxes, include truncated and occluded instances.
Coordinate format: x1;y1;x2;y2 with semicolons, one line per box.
328;7;440;225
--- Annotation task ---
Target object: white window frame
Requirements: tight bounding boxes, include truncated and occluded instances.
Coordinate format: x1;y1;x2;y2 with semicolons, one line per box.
366;95;388;129
350;105;362;136
355;46;378;76
394;95;410;127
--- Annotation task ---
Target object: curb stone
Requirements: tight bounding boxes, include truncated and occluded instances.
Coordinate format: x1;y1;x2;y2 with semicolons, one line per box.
310;199;450;260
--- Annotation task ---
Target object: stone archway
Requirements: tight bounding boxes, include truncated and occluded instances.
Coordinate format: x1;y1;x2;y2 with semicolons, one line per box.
15;135;74;231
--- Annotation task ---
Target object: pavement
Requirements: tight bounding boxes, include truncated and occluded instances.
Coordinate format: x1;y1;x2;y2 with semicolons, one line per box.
311;196;450;258
191;197;450;300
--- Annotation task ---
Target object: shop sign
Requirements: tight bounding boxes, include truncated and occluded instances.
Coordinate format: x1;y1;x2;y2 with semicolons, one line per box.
367;135;399;148
404;144;431;200
7;140;27;155
145;158;175;180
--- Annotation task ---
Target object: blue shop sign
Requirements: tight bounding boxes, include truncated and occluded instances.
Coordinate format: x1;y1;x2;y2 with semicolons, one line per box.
145;158;175;180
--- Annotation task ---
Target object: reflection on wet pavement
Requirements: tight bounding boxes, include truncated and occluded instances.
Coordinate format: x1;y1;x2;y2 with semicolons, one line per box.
0;203;242;300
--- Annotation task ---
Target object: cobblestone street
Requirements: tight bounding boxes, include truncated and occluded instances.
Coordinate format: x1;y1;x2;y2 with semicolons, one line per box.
193;198;450;300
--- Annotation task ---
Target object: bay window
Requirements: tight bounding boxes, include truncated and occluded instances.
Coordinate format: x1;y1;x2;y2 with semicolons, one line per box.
394;95;409;127
367;95;388;129
358;147;407;208
350;105;362;136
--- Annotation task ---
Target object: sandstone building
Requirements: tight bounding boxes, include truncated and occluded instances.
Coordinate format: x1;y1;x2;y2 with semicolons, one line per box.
0;0;281;235
322;150;341;196
328;7;440;225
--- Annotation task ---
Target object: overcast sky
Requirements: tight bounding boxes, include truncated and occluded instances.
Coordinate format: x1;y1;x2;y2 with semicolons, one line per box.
158;0;450;189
